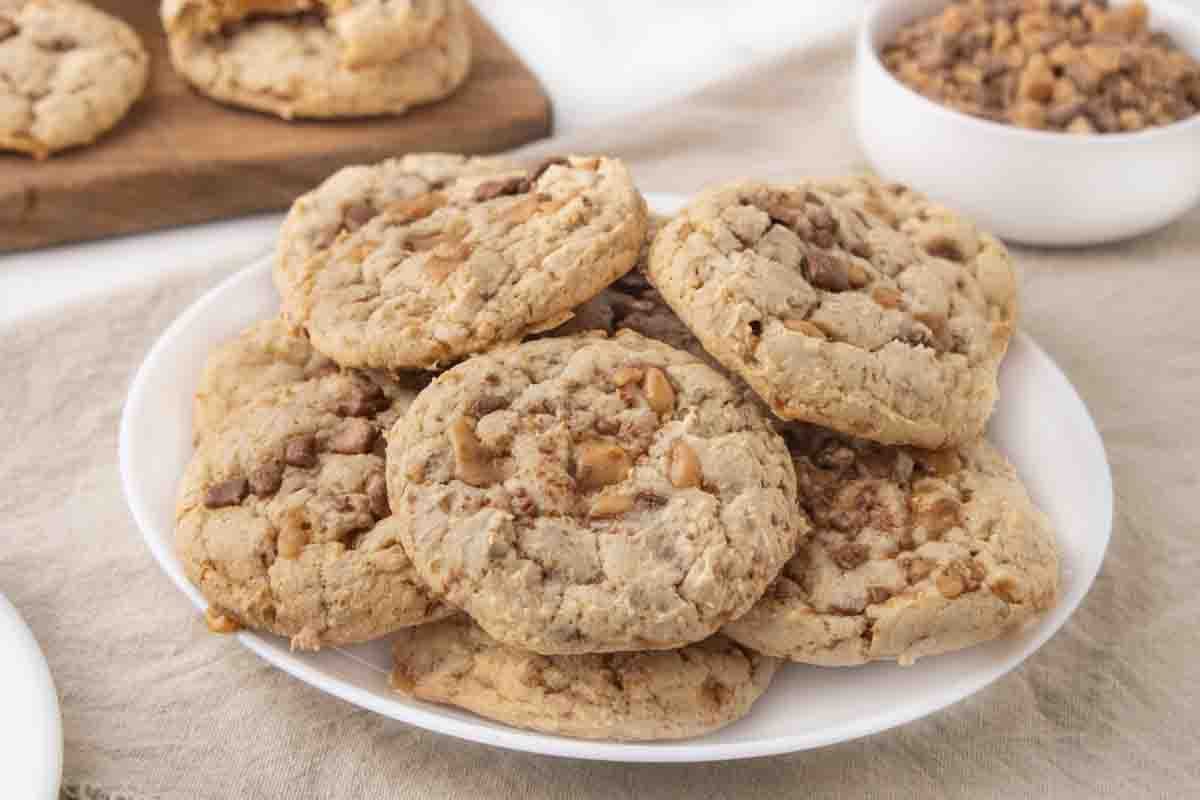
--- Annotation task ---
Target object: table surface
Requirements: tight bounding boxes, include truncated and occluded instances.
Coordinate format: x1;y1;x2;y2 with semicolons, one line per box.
0;2;867;326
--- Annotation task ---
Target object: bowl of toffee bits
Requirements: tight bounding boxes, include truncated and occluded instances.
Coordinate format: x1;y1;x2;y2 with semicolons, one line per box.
855;0;1200;245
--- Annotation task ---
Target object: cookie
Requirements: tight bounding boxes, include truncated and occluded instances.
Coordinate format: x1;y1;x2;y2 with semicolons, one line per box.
276;152;517;275
555;266;714;367
386;331;805;655
161;0;471;119
164;0;451;68
275;153;648;370
722;425;1059;666
549;214;714;362
0;0;149;158
192;318;334;442
176;370;449;650
550;214;698;347
553;230;758;397
647;177;1017;448
391;615;779;741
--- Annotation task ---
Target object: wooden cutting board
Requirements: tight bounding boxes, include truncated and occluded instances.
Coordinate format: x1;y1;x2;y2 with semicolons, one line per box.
0;1;552;252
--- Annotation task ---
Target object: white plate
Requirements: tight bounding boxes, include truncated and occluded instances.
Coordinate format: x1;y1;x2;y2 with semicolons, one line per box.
0;592;63;799
119;193;1112;762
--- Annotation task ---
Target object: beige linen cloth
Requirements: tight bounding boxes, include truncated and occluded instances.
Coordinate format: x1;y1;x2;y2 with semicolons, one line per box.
3;34;1198;800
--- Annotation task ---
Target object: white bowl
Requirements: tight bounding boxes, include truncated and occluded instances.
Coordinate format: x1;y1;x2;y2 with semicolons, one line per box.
119;196;1114;762
855;0;1200;246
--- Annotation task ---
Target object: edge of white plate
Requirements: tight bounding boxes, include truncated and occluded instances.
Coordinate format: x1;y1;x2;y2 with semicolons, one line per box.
0;592;63;799
119;193;1113;763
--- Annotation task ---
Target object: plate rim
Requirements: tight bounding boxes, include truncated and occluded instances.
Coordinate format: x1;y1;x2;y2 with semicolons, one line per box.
119;194;1113;763
0;592;64;799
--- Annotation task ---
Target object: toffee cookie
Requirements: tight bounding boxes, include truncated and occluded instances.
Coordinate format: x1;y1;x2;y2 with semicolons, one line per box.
391;615;779;741
552;214;717;365
192;318;334;441
549;212;665;337
161;0;471;119
386;331;805;655
550;215;682;341
647;177;1017;448
164;0;453;68
0;0;149;158
177;370;449;650
276;153;648;370
722;425;1059;666
556;266;711;365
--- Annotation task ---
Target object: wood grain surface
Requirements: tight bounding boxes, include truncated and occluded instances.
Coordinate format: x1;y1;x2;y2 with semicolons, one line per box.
0;1;552;252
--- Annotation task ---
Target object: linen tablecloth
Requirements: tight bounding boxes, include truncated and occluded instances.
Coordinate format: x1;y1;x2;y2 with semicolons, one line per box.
3;33;1197;799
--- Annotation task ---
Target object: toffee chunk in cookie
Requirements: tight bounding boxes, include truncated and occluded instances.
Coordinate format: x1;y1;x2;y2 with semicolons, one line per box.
177;370;449;650
647;177;1017;448
386;331;805;655
275;153;648;370
391;615;779;741
722;425;1059;666
192;318;335;441
1;0;149;158
161;0;471;119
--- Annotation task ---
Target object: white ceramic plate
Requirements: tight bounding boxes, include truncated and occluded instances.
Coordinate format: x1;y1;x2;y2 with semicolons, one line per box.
0;592;63;799
120;193;1112;762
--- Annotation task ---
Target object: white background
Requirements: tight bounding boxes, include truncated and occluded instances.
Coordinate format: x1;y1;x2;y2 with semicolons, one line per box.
3;0;1199;325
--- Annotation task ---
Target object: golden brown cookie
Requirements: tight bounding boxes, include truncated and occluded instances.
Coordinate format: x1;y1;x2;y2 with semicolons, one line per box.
1;0;148;157
648;177;1017;448
177;370;449;650
161;0;471;119
723;425;1059;666
392;615;779;741
386;331;805;655
192;318;334;442
275;153;648;370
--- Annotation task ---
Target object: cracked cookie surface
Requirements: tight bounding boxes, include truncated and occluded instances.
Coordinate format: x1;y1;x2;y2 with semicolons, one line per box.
386;331;805;655
391;615;779;741
193;318;335;442
722;425;1059;666
0;0;148;157
164;0;451;68
276;153;648;370
177;369;450;650
161;0;470;118
647;177;1017;448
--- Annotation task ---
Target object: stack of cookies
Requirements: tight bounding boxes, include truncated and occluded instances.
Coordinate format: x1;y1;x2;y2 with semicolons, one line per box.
179;153;1060;742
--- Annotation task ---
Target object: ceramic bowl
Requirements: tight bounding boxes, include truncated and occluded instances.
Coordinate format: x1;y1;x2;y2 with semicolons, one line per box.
855;0;1200;246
